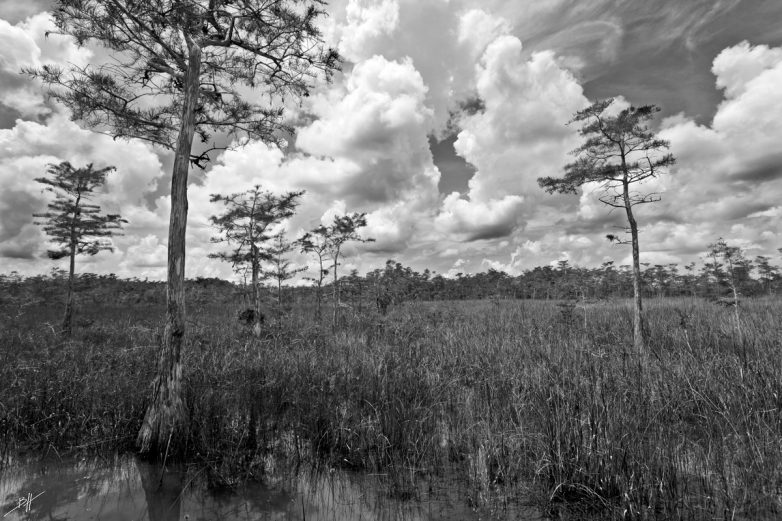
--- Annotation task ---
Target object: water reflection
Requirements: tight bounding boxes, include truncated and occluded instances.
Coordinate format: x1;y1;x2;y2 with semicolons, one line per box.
0;456;538;520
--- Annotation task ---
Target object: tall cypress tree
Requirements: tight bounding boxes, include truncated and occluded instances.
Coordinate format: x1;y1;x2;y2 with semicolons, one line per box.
26;0;340;454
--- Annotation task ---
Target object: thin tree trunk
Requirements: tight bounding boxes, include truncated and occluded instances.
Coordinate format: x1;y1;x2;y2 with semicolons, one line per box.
728;262;744;358
623;181;646;353
62;191;81;336
137;39;201;455
252;257;262;337
62;241;76;336
332;252;339;329
318;255;325;322
316;281;322;322
277;275;282;311
732;281;743;344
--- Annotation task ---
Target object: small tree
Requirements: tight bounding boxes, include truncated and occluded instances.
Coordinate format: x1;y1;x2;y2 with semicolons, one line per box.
754;255;779;295
683;262;698;297
33;161;126;335
27;0;339;454
538;99;675;353
324;212;373;328
299;225;330;322
342;268;365;312
265;231;306;313
707;238;750;349
210;187;303;336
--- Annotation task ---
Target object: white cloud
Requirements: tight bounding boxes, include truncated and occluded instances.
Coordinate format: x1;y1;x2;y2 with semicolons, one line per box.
649;41;782;256
458;9;511;57
438;34;588;241
711;41;782;99
0;112;164;270
122;235;168;269
320;200;348;226
0;13;92;117
4;5;782;280
338;0;400;62
436;192;524;241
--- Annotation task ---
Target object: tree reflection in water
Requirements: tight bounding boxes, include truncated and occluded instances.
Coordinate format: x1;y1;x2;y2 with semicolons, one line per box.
0;456;531;520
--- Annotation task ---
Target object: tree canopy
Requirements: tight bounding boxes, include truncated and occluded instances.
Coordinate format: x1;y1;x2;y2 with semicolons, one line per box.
29;0;340;166
539;99;675;210
209;186;304;269
34;161;126;260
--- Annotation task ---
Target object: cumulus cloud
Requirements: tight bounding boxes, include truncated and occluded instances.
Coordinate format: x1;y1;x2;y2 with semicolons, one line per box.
338;0;400;61
0;13;92;118
436;34;588;242
458;9;512;58
296;55;441;253
436;193;524;241
0;112;165;272
526;40;782;269
3;3;782;280
653;42;782;244
325;2;521;133
438;37;782;274
711;41;782;98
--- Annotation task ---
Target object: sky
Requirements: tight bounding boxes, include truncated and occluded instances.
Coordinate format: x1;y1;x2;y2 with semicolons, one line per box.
2;0;782;281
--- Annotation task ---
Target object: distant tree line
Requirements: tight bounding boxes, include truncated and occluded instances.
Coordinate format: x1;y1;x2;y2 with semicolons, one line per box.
4;240;779;313
335;248;782;309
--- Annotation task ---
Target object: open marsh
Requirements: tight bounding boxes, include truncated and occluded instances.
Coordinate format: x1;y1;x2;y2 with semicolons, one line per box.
2;295;781;520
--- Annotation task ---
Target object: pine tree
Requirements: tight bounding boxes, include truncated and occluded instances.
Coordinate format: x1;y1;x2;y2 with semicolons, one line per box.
265;231;306;313
209;187;303;336
299;225;330;322
324;213;373;329
33;161;126;335
538;99;675;353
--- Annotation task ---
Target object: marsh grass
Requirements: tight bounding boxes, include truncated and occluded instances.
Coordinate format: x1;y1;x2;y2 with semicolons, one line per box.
1;297;781;519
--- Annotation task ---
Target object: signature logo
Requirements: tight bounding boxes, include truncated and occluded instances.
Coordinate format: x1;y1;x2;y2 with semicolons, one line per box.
3;492;44;517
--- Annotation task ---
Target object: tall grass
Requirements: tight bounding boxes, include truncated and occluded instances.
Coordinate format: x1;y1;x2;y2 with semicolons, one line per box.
1;297;781;519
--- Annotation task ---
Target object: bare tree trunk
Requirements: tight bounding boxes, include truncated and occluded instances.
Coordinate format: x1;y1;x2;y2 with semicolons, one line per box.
252;257;262;337
332;253;339;329
62;241;76;336
732;280;743;348
316;256;323;322
623;182;646;354
277;276;282;311
727;261;744;359
62;193;81;337
630;223;645;352
315;282;322;322
137;40;201;455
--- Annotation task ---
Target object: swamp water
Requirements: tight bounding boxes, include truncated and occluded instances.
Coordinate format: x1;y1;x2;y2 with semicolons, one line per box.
0;456;541;520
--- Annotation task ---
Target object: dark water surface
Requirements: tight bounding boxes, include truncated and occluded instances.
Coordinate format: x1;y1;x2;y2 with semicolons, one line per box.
0;456;540;520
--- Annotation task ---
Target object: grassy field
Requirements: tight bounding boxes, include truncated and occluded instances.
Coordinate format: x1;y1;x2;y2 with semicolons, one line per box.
1;296;781;520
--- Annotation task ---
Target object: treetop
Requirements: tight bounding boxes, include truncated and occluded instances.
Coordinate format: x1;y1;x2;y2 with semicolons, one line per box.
538;98;675;206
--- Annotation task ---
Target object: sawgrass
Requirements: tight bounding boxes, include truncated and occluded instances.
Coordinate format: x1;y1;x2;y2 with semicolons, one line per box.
1;296;780;519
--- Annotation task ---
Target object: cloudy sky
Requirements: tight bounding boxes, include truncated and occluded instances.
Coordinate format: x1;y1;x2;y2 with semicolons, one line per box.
2;0;782;280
